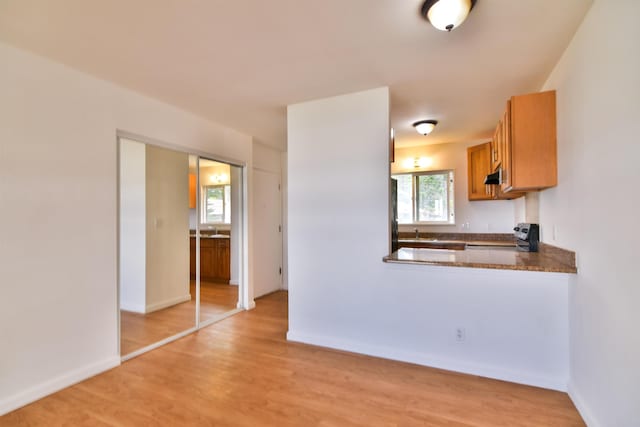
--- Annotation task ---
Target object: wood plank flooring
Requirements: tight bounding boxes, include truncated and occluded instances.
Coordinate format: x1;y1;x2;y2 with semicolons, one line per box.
2;291;585;426
120;281;238;355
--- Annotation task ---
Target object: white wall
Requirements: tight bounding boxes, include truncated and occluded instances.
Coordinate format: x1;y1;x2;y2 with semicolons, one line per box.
144;144;190;312
119;139;147;312
0;41;255;415
252;142;282;174
287;87;570;391
393;142;517;233
538;1;640;425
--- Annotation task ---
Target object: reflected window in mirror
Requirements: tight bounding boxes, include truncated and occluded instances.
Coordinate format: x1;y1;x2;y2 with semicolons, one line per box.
203;185;231;224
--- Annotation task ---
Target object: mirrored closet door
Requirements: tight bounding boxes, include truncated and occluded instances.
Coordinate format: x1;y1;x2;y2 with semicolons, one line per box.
195;158;242;325
118;137;242;359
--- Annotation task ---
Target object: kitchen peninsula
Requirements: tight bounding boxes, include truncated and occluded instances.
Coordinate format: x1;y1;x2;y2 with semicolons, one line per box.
384;233;576;273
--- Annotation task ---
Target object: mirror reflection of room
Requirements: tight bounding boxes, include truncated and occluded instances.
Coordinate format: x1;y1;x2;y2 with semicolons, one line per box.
192;158;240;324
119;141;242;358
119;139;196;356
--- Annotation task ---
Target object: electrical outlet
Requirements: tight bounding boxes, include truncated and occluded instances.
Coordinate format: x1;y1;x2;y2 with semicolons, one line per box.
455;327;466;342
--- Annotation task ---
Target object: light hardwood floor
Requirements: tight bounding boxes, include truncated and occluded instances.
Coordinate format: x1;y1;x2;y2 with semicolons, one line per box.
3;292;585;426
120;281;238;355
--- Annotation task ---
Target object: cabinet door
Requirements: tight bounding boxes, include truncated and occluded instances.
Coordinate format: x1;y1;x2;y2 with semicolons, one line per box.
467;142;492;201
491;123;501;171
491;183;524;200
200;246;214;280
211;239;222;280
501;101;514;192
219;240;230;281
508;90;557;191
213;239;231;282
190;237;196;279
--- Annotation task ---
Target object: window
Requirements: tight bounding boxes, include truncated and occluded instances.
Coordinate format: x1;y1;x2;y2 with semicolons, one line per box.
202;185;231;224
392;170;454;224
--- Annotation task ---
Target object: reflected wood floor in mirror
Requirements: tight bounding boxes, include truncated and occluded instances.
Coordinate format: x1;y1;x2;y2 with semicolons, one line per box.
5;292;585;426
120;281;238;355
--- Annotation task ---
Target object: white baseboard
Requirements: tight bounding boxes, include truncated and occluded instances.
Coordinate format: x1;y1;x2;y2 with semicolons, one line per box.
286;330;567;392
244;300;256;310
145;293;191;313
229;280;239;286
568;382;600;427
120;300;145;313
0;356;120;416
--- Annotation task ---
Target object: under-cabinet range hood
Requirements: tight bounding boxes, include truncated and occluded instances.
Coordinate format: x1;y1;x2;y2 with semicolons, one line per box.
484;170;501;185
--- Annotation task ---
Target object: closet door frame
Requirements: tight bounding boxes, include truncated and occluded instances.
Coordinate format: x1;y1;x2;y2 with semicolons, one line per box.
116;130;248;361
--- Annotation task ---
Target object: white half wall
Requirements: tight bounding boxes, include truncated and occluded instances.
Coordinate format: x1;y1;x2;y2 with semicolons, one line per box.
0;41;253;415
287;87;570;391
539;1;640;425
119;139;147;313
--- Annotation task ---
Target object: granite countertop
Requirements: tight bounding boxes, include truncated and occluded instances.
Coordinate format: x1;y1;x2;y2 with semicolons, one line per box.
384;243;577;274
189;234;230;239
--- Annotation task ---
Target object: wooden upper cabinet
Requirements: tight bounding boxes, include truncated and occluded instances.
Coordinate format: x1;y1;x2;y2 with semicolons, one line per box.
491;182;524;200
468;142;524;201
467;142;492;201
502;90;557;192
189;173;197;209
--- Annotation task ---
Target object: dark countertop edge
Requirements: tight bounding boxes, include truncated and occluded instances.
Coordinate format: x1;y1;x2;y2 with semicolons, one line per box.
398;239;516;247
382;256;577;274
398;232;515;242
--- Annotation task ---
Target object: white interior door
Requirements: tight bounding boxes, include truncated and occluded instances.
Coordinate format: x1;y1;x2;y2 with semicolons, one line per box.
253;169;282;298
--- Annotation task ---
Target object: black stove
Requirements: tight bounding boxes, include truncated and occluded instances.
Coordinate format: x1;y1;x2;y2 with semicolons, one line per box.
514;223;540;252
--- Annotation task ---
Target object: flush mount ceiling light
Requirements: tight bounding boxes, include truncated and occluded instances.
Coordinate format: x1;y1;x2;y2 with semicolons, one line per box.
209;173;228;183
413;120;438;135
421;0;477;32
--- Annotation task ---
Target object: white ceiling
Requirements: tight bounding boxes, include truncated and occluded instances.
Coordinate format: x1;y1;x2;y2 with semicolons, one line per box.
0;0;592;150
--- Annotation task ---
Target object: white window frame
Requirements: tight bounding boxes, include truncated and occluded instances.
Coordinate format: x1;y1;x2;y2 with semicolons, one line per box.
392;170;455;225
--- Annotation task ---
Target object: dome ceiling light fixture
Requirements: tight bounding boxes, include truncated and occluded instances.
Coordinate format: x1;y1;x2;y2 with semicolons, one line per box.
413;120;438;136
421;0;477;32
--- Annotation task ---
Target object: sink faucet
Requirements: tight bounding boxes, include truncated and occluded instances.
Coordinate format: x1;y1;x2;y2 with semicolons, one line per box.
414;228;419;239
